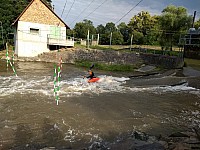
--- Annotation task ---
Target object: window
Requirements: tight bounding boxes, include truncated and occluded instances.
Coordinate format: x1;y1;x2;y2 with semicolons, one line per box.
50;26;61;39
30;28;39;35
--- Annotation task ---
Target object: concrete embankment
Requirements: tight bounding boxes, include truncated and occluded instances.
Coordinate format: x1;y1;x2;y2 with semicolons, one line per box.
7;48;184;69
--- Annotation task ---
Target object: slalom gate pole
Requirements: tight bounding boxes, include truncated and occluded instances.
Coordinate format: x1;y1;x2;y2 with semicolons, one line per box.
53;48;62;105
53;64;57;97
8;59;17;77
6;43;17;76
12;46;15;65
56;65;61;105
56;95;59;105
6;43;9;70
59;57;62;77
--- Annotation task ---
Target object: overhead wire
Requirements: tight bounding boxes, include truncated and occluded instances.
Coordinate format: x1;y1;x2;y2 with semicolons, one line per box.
69;0;96;26
115;0;144;25
64;0;76;20
84;0;108;20
61;0;68;17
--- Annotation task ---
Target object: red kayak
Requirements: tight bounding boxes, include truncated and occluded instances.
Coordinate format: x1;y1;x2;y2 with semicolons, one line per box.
88;77;100;83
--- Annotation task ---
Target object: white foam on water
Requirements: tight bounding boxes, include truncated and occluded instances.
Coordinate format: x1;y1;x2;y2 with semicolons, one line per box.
0;75;200;98
0;75;53;97
60;75;130;96
129;82;199;95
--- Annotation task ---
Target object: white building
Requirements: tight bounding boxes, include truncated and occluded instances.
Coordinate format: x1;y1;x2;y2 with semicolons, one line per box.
12;0;74;57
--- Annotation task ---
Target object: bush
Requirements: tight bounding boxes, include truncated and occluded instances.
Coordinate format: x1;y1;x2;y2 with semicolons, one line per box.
75;60;135;72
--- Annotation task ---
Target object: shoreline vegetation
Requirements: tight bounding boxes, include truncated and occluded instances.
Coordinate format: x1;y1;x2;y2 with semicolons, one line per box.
0;44;164;73
75;60;136;72
75;43;182;56
1;44;199;72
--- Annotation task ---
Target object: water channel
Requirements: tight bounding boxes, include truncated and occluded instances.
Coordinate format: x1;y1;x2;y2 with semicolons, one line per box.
0;59;200;149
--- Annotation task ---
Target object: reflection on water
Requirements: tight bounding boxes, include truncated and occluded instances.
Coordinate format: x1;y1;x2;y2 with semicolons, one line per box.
0;60;200;149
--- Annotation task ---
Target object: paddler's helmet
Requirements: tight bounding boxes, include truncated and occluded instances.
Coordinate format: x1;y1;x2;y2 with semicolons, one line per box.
88;70;92;75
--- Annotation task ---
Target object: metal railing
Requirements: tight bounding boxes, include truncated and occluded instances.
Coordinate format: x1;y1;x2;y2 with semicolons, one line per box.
47;34;74;47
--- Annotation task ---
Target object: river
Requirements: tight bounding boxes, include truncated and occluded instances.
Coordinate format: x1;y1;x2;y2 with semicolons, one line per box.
0;59;200;149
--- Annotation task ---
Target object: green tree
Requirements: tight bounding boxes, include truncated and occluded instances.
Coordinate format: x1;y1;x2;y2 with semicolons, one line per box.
96;24;106;45
194;19;200;29
112;31;124;45
66;29;74;37
128;11;156;35
102;22;123;45
105;22;117;33
143;15;160;45
159;5;192;50
96;24;105;34
74;19;96;39
117;22;130;44
132;30;144;44
128;11;157;45
97;22;116;45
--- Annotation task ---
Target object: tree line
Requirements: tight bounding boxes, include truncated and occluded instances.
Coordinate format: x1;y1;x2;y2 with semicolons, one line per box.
0;2;199;51
69;5;198;50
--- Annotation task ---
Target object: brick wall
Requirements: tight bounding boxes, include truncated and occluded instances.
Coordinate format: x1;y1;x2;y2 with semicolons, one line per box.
20;0;65;27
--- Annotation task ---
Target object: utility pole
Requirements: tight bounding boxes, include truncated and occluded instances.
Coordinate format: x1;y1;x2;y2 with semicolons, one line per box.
97;34;99;45
130;34;133;51
110;32;112;48
91;34;93;46
87;29;89;49
0;21;4;49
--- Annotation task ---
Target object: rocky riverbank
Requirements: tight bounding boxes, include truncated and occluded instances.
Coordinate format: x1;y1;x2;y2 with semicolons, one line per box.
9;128;200;150
1;47;184;69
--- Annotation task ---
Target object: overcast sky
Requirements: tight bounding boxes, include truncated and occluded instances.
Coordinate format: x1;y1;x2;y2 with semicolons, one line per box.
52;0;200;28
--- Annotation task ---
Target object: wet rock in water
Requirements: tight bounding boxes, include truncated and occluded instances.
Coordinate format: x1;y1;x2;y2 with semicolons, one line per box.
88;141;108;150
193;127;200;140
40;147;56;150
133;131;149;141
171;143;191;150
109;131;166;150
169;132;190;138
165;131;200;150
132;142;165;150
136;65;156;73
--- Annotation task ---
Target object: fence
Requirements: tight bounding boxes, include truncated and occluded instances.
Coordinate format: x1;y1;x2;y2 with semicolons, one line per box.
78;31;184;57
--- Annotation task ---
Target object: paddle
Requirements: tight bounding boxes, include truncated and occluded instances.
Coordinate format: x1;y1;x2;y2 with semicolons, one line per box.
89;64;94;70
83;63;94;79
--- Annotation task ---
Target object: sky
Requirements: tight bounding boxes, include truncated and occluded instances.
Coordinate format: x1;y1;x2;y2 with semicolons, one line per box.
51;0;200;28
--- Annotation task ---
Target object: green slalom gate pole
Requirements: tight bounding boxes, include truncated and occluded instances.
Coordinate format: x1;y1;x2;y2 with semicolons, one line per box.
6;43;9;70
9;59;17;77
53;54;62;105
53;64;57;97
59;57;62;77
6;43;17;76
56;65;61;105
12;46;15;65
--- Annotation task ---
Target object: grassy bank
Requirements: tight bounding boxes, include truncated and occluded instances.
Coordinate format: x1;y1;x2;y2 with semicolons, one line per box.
75;44;182;56
184;58;200;70
77;44;180;51
75;60;136;72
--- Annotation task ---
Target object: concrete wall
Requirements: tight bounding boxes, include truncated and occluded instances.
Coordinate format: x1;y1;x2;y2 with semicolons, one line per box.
140;53;184;69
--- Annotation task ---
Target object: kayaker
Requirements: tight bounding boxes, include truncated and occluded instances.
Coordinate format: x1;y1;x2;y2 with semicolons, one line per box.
86;70;95;79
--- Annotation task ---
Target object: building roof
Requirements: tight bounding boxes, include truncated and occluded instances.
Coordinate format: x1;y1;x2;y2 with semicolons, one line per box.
12;0;70;29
